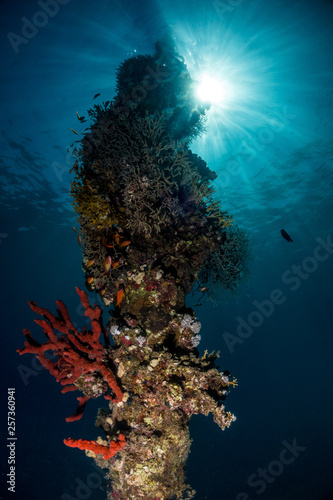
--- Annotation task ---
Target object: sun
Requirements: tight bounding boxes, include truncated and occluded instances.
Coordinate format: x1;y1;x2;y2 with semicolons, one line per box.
196;75;232;105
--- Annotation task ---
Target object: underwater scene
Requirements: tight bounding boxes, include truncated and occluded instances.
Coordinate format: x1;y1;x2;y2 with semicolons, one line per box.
1;0;333;499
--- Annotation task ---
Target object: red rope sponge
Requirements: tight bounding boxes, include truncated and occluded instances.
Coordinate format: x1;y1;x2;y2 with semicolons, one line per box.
64;434;126;459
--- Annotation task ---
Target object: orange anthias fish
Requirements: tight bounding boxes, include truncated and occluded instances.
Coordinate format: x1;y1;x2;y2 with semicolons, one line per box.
116;289;124;306
104;256;112;274
120;240;131;247
102;236;114;248
86;260;94;268
114;233;120;245
87;277;93;284
112;261;120;270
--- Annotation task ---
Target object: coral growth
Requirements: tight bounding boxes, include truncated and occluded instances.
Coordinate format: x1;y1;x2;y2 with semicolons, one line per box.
198;225;251;301
17;287;123;420
19;33;251;500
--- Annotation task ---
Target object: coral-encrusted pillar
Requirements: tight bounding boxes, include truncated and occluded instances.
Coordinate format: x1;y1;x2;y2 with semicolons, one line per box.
19;33;250;500
69;33;246;498
90;268;237;500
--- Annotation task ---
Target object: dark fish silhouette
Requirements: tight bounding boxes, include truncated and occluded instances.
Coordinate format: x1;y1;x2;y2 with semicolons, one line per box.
76;111;86;122
93;93;100;99
281;229;293;242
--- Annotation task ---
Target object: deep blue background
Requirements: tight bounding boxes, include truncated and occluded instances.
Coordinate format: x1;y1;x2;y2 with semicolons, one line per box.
1;0;333;499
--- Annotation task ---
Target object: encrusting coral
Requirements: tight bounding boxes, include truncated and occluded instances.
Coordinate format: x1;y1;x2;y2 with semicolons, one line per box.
18;33;250;500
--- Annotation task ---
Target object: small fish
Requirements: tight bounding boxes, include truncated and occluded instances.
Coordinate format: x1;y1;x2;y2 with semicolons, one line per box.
87;277;94;284
100;289;106;296
77;235;82;246
116;289;124;306
114;233;120;245
72;226;77;233
76;111;86;122
281;229;293;243
120;240;131;247
93;93;100;99
112;261;120;269
86;259;94;268
71;128;78;135
102;236;114;248
104;255;112;274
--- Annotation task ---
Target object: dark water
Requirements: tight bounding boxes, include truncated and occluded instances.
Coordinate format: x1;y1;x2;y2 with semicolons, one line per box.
1;0;333;499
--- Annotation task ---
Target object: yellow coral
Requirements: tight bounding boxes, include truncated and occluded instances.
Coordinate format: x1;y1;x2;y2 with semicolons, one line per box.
228;378;238;388
71;176;122;230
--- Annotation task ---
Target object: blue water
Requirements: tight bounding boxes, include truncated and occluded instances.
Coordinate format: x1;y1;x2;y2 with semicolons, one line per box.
1;0;333;499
